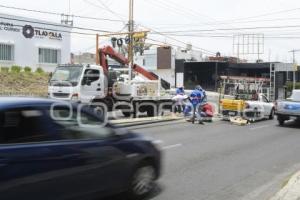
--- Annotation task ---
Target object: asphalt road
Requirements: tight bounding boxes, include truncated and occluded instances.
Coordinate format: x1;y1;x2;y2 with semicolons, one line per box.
126;118;300;200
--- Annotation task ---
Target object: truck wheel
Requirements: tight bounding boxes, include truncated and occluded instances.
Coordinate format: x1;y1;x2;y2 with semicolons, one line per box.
122;111;132;117
147;108;155;117
277;115;285;126
94;106;105;118
269;108;275;120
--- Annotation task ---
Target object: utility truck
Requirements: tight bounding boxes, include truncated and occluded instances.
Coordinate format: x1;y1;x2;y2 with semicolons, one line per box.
48;46;173;117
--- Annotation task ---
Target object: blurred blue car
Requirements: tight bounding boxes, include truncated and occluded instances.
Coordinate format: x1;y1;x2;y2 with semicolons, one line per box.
0;97;161;200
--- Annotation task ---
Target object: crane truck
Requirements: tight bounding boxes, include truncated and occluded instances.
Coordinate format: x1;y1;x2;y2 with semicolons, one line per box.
48;46;173;117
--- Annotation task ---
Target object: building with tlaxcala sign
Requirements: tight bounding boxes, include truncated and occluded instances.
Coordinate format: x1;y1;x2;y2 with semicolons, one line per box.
0;13;71;72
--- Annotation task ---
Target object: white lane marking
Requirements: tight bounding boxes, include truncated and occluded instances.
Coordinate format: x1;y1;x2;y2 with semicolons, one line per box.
249;125;269;130
162;143;182;150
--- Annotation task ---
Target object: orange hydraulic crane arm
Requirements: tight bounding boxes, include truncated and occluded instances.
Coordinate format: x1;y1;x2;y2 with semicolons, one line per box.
99;46;129;73
98;45;170;89
99;46;155;79
132;64;158;80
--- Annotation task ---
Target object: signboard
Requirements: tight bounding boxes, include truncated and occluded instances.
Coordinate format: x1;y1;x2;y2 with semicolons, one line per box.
0;22;20;32
0;21;63;41
22;24;62;40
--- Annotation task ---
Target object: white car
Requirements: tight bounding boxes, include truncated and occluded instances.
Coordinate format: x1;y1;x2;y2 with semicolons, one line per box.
243;94;275;121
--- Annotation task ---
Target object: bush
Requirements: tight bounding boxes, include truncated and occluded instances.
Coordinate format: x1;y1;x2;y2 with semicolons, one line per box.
24;66;32;73
35;67;44;74
0;66;9;73
11;65;22;73
286;81;300;91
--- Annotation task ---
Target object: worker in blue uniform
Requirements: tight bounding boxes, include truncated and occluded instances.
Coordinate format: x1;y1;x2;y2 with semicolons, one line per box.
184;85;206;122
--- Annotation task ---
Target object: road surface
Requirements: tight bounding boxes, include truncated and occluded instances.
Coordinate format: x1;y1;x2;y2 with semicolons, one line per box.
125;119;300;200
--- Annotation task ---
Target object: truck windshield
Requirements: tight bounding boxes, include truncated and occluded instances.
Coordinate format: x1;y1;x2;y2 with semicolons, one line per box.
50;66;83;86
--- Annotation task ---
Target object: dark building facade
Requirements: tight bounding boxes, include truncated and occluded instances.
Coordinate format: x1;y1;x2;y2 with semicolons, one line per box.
175;60;300;99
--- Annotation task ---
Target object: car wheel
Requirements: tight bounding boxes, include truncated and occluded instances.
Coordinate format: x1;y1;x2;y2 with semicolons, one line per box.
128;163;156;200
146;107;155;117
269;108;275;120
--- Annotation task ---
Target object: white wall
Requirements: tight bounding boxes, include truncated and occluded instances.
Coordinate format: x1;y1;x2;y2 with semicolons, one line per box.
0;13;71;72
135;49;157;71
152;69;175;88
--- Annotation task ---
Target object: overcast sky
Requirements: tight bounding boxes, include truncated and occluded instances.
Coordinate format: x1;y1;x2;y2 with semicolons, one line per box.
1;0;300;62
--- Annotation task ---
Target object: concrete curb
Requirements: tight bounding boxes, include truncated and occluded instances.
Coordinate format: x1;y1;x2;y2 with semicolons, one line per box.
111;115;222;127
110;116;183;127
270;171;300;200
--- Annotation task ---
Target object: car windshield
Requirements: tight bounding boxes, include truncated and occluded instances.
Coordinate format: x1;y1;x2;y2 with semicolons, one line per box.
50;66;83;85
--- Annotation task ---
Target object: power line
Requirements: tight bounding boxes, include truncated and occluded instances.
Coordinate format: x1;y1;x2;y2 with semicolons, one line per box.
142;0;228;30
164;34;300;40
154;0;227;26
147;37;191;50
142;0;199;23
0;15;117;34
146;29;222;54
150;17;300;29
96;0;126;21
0;4;124;22
141;3;300;32
0;16;123;36
136;22;216;54
222;7;300;23
83;0;126;23
147;27;216;54
155;24;300;34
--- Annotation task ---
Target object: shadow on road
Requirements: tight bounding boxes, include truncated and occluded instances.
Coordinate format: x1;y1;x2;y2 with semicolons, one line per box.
101;183;164;200
277;120;300;129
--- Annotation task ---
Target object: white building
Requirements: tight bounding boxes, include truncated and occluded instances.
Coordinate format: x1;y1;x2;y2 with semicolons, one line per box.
135;47;176;87
0;13;71;72
135;46;203;88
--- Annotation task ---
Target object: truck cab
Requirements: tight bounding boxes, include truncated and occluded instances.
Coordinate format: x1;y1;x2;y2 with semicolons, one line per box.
48;64;107;103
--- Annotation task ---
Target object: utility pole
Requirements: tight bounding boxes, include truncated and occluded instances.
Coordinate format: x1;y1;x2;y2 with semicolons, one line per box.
289;49;300;90
96;33;99;65
128;0;134;81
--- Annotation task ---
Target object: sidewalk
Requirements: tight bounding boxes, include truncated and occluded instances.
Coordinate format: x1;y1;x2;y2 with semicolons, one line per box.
270;170;300;200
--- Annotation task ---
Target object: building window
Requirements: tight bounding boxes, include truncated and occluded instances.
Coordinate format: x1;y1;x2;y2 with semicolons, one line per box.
39;48;61;64
0;43;14;61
